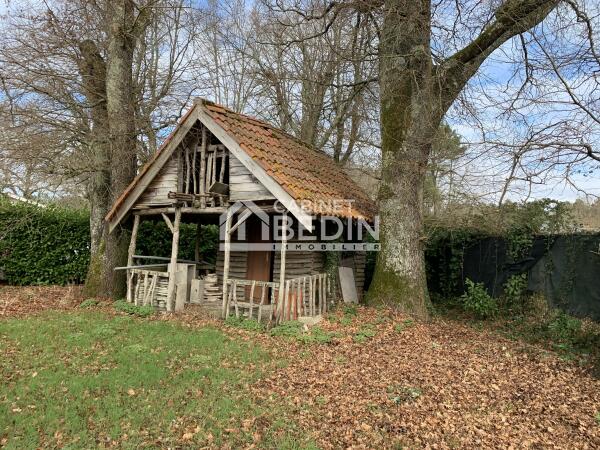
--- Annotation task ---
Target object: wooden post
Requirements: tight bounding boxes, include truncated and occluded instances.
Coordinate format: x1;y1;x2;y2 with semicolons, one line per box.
199;126;207;208
184;144;191;194
276;212;287;323
126;214;140;303
192;136;198;195
221;207;233;318
166;207;182;312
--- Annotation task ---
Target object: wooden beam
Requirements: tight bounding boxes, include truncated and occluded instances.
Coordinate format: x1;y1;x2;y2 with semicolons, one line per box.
161;213;174;233
166;207;182;312
221;207;233;319
116;263;168;271
134;206;227;216
126;214;140;302
229;209;252;236
196;103;314;231
199;125;207;208
133;254;213;268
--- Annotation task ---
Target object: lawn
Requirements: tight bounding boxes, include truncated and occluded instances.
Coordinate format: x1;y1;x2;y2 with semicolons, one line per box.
0;310;312;449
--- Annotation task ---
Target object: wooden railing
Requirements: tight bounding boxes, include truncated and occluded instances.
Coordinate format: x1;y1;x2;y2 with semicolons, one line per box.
129;268;170;309
276;273;330;323
225;273;330;323
225;279;277;322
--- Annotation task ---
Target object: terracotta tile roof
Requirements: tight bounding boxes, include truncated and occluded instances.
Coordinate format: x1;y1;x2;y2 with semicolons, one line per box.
202;102;376;221
106;100;376;223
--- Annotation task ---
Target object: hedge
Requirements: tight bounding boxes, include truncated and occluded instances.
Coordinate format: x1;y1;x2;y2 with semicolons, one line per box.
0;198;219;286
0;199;90;285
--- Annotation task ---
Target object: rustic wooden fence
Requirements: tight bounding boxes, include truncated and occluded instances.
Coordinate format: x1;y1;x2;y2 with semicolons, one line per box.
226;273;330;323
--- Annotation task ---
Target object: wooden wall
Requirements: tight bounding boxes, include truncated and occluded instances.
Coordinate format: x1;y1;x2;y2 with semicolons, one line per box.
229;154;275;202
135;154;179;208
216;249;248;299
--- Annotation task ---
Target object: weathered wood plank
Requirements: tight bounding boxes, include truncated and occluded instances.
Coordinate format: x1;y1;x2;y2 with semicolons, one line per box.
166;207;182;312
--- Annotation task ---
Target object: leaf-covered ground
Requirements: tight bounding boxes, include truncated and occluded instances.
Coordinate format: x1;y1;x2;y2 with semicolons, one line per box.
248;307;600;448
1;286;599;449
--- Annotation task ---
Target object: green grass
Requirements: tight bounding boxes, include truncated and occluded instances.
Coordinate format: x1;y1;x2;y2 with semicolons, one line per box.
353;325;377;343
269;321;337;344
0;311;313;449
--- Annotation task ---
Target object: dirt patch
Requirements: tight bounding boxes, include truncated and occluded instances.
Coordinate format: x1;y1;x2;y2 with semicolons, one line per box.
0;285;82;319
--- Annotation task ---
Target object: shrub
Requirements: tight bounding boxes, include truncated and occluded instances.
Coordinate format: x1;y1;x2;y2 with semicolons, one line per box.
0;199;222;287
0;198;90;285
547;312;582;343
503;273;528;310
114;300;154;318
460;279;498;319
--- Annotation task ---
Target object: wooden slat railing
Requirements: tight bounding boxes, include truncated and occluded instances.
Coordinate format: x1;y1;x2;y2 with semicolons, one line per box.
225;273;330;324
225;279;277;322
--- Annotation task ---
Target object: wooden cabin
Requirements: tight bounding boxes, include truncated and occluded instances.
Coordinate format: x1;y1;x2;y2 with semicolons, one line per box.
106;99;376;323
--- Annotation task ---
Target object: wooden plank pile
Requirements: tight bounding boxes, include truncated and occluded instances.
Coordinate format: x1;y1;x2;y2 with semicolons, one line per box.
202;273;221;302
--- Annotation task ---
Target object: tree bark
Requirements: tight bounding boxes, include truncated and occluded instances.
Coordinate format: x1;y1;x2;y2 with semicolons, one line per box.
84;0;139;298
77;40;114;298
366;0;435;319
367;0;559;319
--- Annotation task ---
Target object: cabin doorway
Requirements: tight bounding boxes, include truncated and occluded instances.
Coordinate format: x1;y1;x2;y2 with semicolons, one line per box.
245;217;273;301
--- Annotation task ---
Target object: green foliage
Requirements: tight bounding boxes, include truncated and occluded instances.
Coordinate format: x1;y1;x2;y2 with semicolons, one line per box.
114;300;155;318
394;319;414;333
595;411;600;425
503;274;528;310
79;298;99;308
460;279;498;319
546;312;582;343
0;199;220;286
0;311;312;448
0;198;90;285
354;325;377;343
269;321;304;338
269;321;336;344
343;304;358;316
425;199;575;301
224;316;265;332
136;221;218;264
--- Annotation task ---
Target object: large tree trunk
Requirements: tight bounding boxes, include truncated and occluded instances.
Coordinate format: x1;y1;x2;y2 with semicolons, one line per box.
366;0;438;319
84;0;138;298
367;0;558;318
77;40;114;298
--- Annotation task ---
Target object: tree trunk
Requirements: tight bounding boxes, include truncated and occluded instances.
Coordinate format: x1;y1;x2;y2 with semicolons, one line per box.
367;0;558;318
366;0;437;319
77;40;114;298
85;0;138;298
